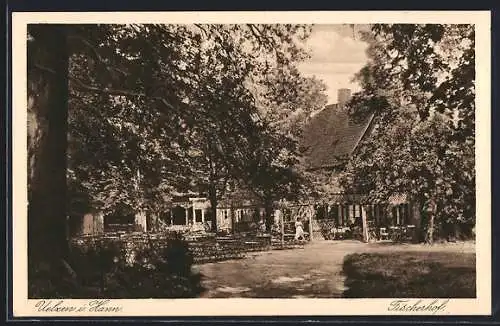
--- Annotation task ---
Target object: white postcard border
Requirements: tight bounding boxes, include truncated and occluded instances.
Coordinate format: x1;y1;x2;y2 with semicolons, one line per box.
11;10;492;317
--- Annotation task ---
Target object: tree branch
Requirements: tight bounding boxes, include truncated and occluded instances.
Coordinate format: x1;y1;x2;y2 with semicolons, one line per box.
68;34;106;66
69;76;178;111
247;24;264;50
68;33;129;79
31;63;56;75
248;24;279;50
194;24;210;38
247;24;264;41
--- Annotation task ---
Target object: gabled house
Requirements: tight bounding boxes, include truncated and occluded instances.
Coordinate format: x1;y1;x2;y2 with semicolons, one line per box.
299;89;420;230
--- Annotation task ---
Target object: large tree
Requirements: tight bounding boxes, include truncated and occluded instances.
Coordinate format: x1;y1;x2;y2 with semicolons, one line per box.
340;24;475;243
28;25;70;270
29;23;325;259
66;24;316;222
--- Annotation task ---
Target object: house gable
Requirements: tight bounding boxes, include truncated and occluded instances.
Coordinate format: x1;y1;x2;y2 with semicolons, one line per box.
300;103;374;170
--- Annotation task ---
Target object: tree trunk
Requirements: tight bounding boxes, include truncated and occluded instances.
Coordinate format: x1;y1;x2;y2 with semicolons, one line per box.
361;205;368;243
280;211;285;247
425;198;436;245
263;197;274;232
208;184;218;232
308;206;314;242
230;203;236;234
447;220;460;242
411;199;422;243
426;213;435;245
454;222;460;240
27;25;69;268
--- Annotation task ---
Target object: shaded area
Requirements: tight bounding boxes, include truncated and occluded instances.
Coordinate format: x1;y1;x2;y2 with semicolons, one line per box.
29;234;204;299
198;240;475;298
342;251;476;298
198;241;355;298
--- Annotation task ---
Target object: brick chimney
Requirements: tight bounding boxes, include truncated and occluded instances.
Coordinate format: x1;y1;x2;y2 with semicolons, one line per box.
337;88;352;107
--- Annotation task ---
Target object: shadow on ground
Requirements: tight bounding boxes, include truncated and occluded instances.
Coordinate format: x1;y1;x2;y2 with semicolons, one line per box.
342;250;476;298
196;240;475;298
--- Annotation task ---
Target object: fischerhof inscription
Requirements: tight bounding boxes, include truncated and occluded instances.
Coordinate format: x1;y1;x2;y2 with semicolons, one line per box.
34;300;123;313
388;299;450;314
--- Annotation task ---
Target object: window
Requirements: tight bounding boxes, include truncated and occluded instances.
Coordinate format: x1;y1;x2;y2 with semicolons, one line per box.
344;205;350;220
195;209;202;222
172;206;187;225
345;205;350;225
374;205;388;226
399;204;410;225
339;205;350;226
353;204;361;217
366;205;374;222
392;206;398;225
316;205;325;220
224;210;228;219
392;204;410;225
328;205;339;220
160;210;172;226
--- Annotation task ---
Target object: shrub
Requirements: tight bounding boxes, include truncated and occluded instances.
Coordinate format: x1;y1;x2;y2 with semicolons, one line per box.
29;232;204;298
342;252;476;298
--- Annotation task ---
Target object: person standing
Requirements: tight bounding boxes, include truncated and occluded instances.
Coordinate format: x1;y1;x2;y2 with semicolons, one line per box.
294;218;305;241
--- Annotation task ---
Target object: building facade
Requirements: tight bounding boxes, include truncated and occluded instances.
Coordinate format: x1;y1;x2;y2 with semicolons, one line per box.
300;89;420;233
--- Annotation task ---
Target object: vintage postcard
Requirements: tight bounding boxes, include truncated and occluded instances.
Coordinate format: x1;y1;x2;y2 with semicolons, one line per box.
11;10;491;317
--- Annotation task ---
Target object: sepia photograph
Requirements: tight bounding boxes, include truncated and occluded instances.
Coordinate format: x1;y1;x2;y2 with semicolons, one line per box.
11;11;491;317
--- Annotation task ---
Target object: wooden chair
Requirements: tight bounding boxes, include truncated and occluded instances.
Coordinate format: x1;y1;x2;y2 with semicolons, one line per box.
379;227;389;240
404;224;416;242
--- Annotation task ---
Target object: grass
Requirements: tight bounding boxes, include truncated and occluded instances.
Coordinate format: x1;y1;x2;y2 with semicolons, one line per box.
342;251;476;298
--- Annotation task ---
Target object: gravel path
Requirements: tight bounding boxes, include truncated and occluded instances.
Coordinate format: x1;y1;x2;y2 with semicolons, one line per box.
195;240;475;298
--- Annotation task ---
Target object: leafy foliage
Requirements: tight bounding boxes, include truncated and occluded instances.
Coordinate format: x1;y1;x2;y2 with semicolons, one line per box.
343;251;476;298
340;24;475;239
29;233;203;298
61;24;327;220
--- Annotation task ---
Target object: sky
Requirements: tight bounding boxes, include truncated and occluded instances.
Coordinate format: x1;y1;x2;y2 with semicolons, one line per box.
297;25;369;105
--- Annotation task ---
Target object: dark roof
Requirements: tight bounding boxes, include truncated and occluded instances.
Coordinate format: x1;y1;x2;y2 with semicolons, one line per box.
300;104;374;170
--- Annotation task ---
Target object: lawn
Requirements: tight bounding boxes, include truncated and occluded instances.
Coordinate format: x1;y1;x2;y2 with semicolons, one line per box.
342;251;476;298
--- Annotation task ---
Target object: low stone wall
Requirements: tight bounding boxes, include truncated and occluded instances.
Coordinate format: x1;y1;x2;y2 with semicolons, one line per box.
71;232;287;265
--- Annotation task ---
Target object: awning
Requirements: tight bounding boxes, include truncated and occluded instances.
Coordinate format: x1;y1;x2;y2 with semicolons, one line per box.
388;193;408;205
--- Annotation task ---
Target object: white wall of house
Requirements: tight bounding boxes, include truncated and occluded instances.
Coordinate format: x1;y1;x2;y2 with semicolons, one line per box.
216;208;232;231
135;211;147;232
80;212;104;236
190;198;209;224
